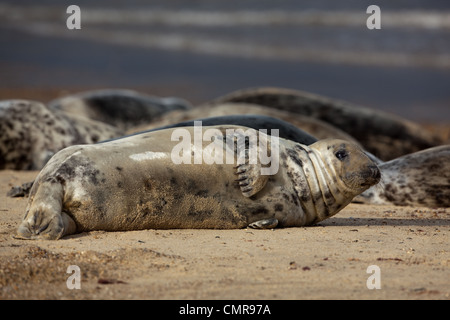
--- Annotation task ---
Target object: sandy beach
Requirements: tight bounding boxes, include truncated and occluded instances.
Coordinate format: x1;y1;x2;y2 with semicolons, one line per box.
0;169;448;300
0;0;449;301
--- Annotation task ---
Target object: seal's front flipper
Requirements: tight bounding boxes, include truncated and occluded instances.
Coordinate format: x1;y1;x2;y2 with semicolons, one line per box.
235;162;269;197
248;218;278;229
217;127;271;197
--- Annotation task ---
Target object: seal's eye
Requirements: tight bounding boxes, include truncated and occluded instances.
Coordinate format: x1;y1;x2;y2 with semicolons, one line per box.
335;150;348;161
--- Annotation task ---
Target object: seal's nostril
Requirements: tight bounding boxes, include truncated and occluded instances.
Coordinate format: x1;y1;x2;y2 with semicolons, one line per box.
373;168;381;180
368;165;381;180
375;169;381;180
360;165;381;188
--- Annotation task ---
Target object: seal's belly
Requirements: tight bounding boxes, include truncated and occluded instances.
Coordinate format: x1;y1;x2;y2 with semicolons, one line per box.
62;154;252;231
61;156;301;230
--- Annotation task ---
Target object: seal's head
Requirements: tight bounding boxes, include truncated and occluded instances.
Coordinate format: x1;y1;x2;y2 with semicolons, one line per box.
310;139;381;195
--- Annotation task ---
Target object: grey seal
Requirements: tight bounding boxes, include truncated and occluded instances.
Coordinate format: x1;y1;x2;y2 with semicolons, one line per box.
0;100;123;170
15;126;380;239
355;145;450;208
48;89;192;131
204;87;443;160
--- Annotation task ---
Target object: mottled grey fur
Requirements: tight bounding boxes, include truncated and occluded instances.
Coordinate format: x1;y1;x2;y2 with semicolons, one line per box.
355;145;450;208
0;100;123;170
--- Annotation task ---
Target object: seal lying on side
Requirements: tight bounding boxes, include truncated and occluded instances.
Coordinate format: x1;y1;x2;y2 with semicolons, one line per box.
0;100;123;170
48;89;192;131
204;87;442;160
16;126;380;240
355;145;450;208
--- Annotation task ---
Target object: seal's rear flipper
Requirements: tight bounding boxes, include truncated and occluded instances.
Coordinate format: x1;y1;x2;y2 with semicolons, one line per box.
15;181;76;240
248;218;278;229
15;212;76;240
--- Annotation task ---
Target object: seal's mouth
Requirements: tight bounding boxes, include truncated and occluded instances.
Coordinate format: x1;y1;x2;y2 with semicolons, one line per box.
360;165;381;187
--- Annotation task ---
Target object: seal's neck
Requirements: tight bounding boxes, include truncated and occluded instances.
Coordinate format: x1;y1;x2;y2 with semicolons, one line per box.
290;145;352;224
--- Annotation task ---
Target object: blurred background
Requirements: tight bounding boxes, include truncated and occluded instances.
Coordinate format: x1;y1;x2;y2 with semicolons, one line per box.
0;0;449;123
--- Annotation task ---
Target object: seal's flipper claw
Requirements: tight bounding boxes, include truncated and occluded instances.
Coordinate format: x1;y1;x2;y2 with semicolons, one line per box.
16;211;65;240
235;163;269;197
221;129;270;197
248;218;278;229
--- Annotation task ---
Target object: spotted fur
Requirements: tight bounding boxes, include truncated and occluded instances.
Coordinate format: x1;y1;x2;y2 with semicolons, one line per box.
0;100;123;170
354;145;450;208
